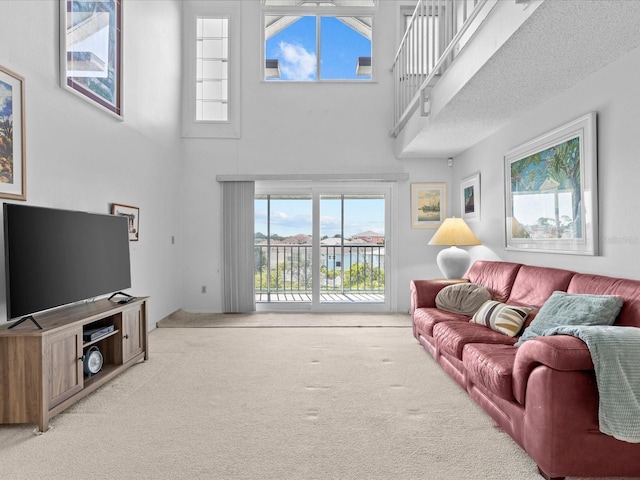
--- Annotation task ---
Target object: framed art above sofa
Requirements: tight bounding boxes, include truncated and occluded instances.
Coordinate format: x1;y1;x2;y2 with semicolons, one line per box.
504;112;598;255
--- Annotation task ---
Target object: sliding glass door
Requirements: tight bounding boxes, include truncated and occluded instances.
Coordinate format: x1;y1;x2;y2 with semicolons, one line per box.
318;194;385;305
254;194;313;303
255;184;391;312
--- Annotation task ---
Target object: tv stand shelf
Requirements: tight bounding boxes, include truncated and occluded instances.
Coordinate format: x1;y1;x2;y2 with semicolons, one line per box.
0;297;148;433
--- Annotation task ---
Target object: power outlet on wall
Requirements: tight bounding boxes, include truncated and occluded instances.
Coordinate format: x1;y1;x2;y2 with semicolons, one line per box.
201;285;207;294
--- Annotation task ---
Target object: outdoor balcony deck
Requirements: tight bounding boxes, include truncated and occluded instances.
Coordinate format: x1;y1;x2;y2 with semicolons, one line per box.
255;243;385;305
255;292;385;303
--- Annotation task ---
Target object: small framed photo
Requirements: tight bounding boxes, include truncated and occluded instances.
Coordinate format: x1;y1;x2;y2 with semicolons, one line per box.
111;203;139;241
0;65;26;201
460;173;480;222
411;183;447;229
60;0;123;118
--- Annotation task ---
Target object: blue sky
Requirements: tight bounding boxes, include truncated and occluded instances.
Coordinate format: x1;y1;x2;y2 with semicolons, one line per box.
255;197;385;238
266;15;371;81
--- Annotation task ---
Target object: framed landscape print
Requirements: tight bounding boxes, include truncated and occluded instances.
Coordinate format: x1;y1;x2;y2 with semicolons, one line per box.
460;173;480;222
60;0;123;118
504;112;598;255
111;203;139;241
0;65;26;201
411;183;446;229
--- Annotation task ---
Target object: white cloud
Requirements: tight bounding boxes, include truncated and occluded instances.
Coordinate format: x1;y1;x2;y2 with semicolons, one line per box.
277;41;316;81
271;210;290;221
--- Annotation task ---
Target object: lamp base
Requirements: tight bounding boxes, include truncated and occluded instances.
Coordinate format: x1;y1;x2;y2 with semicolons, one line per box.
436;246;471;279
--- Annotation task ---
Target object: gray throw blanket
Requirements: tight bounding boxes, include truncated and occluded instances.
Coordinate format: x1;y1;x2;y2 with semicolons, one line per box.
543;325;640;443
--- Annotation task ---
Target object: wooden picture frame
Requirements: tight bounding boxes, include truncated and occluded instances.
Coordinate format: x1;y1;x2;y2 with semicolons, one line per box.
460;172;480;222
411;183;446;229
0;65;26;201
60;0;123;118
111;203;139;241
505;112;598;255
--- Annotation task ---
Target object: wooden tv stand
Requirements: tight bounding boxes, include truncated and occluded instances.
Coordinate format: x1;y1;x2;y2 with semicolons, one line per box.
0;297;148;433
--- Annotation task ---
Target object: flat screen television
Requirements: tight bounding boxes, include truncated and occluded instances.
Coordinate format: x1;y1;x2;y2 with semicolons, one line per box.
3;203;132;321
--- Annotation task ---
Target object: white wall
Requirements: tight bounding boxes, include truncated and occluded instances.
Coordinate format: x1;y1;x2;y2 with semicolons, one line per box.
14;0;614;320
0;1;184;328
181;1;449;313
452;43;640;281
396;159;453;311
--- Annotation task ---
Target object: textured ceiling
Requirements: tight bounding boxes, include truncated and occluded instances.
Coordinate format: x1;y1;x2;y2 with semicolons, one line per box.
397;0;640;159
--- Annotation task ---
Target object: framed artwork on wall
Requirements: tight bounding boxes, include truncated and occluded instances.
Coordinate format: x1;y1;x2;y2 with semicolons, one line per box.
111;203;139;241
504;112;598;255
411;183;447;229
460;173;480;222
0;65;26;201
60;0;123;118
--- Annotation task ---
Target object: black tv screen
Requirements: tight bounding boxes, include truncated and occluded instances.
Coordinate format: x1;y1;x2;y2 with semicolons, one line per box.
4;204;132;320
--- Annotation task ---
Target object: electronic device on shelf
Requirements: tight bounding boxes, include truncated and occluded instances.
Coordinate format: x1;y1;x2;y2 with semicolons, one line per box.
83;346;103;376
83;325;115;342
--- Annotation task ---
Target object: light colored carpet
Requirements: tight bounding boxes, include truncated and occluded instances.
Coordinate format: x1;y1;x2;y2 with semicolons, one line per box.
0;323;635;479
157;310;412;328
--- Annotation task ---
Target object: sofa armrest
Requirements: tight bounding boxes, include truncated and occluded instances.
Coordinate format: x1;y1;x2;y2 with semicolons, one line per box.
512;335;593;405
409;279;466;314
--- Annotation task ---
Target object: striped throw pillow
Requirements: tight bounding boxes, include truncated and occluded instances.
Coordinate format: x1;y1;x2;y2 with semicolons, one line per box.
471;300;531;337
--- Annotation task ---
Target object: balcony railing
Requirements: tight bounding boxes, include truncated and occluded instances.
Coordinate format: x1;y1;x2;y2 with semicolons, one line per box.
391;0;489;137
254;243;385;302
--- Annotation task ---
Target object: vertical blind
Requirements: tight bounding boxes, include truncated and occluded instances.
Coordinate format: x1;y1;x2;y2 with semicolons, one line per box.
222;181;256;312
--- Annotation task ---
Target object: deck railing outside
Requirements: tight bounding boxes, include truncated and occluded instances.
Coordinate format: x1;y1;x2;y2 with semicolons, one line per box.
254;243;385;300
391;0;489;137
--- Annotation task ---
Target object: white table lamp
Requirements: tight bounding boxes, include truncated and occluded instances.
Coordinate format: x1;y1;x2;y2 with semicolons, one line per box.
428;217;481;279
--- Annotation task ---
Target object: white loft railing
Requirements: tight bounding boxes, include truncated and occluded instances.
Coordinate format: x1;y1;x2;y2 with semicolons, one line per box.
391;0;491;137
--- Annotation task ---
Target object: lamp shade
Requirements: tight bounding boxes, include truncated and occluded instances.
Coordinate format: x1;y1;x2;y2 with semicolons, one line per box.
428;217;481;246
429;218;481;279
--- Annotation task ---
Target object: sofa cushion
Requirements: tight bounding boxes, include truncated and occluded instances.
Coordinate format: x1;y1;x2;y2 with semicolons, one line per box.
413;308;468;337
464;343;518;402
515;291;624;346
470;301;530;337
568;273;640;328
507;265;575;309
434;321;517;360
465;261;522;303
435;283;491;316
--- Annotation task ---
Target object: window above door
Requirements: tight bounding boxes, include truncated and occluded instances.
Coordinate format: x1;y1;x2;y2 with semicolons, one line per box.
183;1;240;138
262;1;376;82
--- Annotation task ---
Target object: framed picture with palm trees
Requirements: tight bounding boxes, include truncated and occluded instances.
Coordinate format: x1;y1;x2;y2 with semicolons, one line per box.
0;64;26;201
504;112;597;255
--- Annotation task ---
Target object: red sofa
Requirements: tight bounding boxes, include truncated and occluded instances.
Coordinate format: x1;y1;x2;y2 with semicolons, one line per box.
410;260;640;479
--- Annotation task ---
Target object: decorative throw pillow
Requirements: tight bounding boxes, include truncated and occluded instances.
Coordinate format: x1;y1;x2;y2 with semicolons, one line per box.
514;291;624;346
470;301;531;337
435;283;491;316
